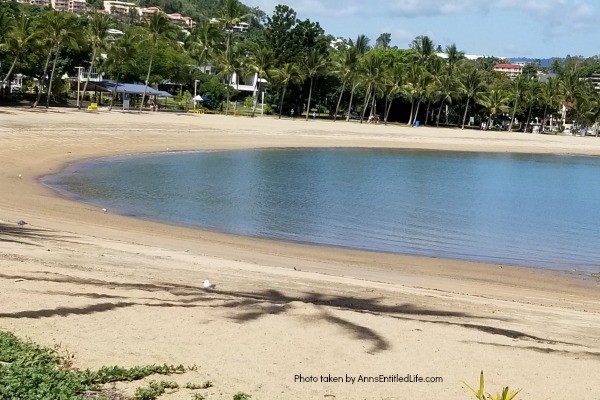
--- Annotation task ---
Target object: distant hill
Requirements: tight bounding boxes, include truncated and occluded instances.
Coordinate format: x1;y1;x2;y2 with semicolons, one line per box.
510;57;563;68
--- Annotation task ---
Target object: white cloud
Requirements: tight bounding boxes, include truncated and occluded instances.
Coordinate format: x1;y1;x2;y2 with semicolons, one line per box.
385;0;483;17
243;0;361;17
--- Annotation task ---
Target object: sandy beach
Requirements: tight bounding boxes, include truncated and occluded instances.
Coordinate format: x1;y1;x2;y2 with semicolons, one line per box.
1;107;599;399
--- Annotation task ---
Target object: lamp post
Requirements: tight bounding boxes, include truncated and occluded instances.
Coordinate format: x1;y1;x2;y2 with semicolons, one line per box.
75;66;84;108
193;79;199;110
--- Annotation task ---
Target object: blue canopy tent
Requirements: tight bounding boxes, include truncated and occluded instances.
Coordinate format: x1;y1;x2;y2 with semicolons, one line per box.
85;81;172;110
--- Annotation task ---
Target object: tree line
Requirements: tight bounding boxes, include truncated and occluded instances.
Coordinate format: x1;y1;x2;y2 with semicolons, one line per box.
1;0;600;131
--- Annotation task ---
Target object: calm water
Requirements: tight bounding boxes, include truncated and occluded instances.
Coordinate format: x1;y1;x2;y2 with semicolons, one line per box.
44;149;600;272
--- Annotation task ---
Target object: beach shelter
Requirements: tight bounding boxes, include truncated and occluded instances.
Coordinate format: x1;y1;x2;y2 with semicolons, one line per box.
85;81;172;110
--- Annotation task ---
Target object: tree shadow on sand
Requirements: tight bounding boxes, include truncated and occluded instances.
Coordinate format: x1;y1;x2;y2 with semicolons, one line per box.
0;223;75;246
1;271;563;353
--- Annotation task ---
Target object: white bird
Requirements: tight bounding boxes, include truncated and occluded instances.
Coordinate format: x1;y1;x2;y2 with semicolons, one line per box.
102;208;107;213
202;280;216;289
18;174;22;179
17;220;27;228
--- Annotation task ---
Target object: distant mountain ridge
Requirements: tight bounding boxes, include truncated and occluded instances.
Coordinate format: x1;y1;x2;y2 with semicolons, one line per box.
509;57;564;68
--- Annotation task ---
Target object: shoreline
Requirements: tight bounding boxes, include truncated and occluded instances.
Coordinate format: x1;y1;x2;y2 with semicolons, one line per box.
1;108;599;399
41;140;600;276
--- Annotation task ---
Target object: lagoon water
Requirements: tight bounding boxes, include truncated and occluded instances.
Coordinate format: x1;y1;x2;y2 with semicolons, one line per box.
45;149;600;272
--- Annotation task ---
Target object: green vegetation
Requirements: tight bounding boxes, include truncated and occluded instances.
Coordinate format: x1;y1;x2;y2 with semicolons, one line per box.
1;0;600;130
464;371;521;400
0;331;212;400
233;392;252;400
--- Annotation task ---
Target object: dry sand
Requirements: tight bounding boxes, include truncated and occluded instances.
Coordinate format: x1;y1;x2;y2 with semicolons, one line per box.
0;107;599;400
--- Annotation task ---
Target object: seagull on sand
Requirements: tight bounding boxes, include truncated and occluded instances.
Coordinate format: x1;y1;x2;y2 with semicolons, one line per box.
17;220;27;228
202;280;216;289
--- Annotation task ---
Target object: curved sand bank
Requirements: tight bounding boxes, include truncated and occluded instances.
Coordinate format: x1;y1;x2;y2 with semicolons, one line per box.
1;108;599;399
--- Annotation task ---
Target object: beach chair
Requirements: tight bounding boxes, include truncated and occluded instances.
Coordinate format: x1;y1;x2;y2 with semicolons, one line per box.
87;102;98;111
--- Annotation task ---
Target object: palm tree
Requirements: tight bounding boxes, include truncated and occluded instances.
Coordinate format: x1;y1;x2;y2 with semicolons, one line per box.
539;78;560;132
345;34;370;121
507;75;529;132
218;0;250;55
559;70;586;104
423;56;443;125
332;46;356;121
478;89;510;129
521;80;540;131
445;43;464;77
405;64;428;125
433;75;456;126
215;44;242;115
1;15;37;91
248;44;273;117
139;11;176;113
105;33;135;111
358;52;384;123
410;35;435;67
271;62;301;119
33;11;81;108
184;21;224;71
301;49;328;121
458;67;486;129
79;14;111;109
382;63;404;124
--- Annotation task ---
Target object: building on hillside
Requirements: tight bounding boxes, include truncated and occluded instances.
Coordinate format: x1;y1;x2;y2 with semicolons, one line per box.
51;0;69;11
16;0;50;7
493;63;523;79
103;0;136;15
588;74;600;92
166;13;195;28
138;6;161;19
209;18;249;32
68;0;86;12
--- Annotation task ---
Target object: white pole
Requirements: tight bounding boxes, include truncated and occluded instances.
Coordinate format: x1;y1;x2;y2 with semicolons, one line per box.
194;79;199;110
76;67;82;108
261;91;264;116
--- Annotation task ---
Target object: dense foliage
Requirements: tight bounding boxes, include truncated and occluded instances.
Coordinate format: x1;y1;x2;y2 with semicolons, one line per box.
1;0;600;131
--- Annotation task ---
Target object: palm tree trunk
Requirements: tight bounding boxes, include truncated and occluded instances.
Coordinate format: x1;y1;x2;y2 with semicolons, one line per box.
424;99;431;125
408;98;415;125
413;97;422;126
371;89;376;119
79;48;97;110
139;50;155;113
541;106;548;133
305;77;314;121
525;107;532;133
461;97;471;129
333;80;346;122
359;84;371;124
345;80;356;122
109;73;120;111
251;73;261;118
225;85;230;115
278;85;287;119
436;99;444;127
33;49;53;108
1;56;19;88
509;100;519;132
384;98;394;125
45;50;60;108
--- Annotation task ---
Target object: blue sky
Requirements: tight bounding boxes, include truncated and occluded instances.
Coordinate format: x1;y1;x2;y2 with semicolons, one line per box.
243;0;600;59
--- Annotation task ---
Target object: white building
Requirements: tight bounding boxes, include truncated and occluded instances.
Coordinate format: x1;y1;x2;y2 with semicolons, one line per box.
103;0;136;15
493;63;523;79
